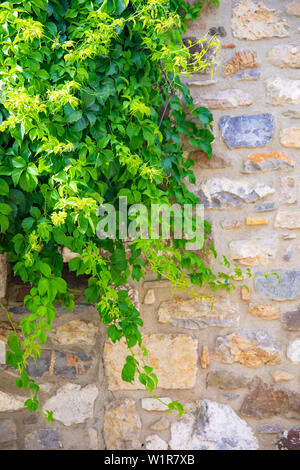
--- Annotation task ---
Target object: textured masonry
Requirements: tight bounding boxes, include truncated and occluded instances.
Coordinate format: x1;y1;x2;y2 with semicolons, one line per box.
0;0;300;450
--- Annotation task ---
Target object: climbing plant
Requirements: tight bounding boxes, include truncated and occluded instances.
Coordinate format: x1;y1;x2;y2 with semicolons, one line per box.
0;0;252;421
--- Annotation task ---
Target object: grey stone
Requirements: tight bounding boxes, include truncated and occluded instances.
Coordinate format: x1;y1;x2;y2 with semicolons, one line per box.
191;88;253;109
26;350;93;378
42;383;98;426
242;152;294;173
169;399;259;450
25;429;62;450
255;270;300;301
282;307;300;330
0;419;16;443
219;114;274;148
206;370;247;390
254;202;277;212
0;390;25;412
258;423;282;434
198;177;274;209
235;68;261;80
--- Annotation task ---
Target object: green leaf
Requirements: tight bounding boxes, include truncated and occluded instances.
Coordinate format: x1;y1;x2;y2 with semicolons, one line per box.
0;178;9;196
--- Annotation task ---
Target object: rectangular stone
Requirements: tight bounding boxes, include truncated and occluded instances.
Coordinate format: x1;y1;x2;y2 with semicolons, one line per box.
104;334;198;390
229;237;278;266
0;419;16;444
281;128;300;148
255;270;300;301
246;217;268;226
219;114;274;148
0;340;5;365
275;211;300;229
0;254;7;299
157;297;239;329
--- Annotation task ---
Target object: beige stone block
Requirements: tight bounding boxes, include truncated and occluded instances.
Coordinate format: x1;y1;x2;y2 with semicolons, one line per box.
270;371;294;383
104;334;198;390
281;128;300;148
104;399;141;450
249;304;280;320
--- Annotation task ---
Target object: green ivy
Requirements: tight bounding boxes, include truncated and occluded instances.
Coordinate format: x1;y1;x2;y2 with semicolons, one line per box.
0;0;254;421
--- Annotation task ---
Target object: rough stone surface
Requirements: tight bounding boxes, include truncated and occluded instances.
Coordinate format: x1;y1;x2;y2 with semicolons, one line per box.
282;307;300;331
25;429;62;450
26;350;93;379
215;330;282;368
280;176;297;204
268;44;300;68
254;202;277;212
188;151;231;169
43;383;98;426
169;399;259;450
249;304;280;320
53;320;98;346
141;397;172;412
104;334;198;390
157;297;239;329
0;340;5;365
200;346;210;369
242;152;294;173
270;371;294;383
275;211;300;229
221;219;243;230
191;89;253;109
198;177;274;209
145;434;168;450
255;270;300;301
287;339;300;363
231;0;289;40
206;370;247;390
280;128;300;148
104;400;141;450
222;49;257;77
149;417;170;432
0;254;7;298
246;217;268;226
229;237;277;266
144;289;155;305
240;377;300;419
258;423;282;434
0;390;25;412
235;68;261;80
266;77;300;105
241;287;251;301
219;114;274;148
287;2;300;16
277;426;300;450
0;419;17;443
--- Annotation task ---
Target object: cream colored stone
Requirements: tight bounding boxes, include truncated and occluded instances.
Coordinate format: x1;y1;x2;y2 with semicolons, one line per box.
54;320;98;346
146;434;168;450
270;371;295;383
241;287;251;301
249;304;280;320
144;289;155;305
87;428;98;450
141;397;172;411
191;89;253;109
268;44;300;68
266;77;300;105
104;400;141;450
229;237;278;266
231;0;289;40
287;339;300;363
43;383;98;426
62;247;81;262
281;128;300;148
275;211;300;229
150;417;170;432
104;334;198;390
280;176;297;205
0;390;25;412
157;297;239;329
287;2;300;16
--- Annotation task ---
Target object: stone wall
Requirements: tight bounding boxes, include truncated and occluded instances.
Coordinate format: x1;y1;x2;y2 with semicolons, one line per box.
0;0;300;451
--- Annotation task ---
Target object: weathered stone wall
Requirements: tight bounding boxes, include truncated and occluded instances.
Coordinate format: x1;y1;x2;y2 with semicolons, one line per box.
0;0;300;451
